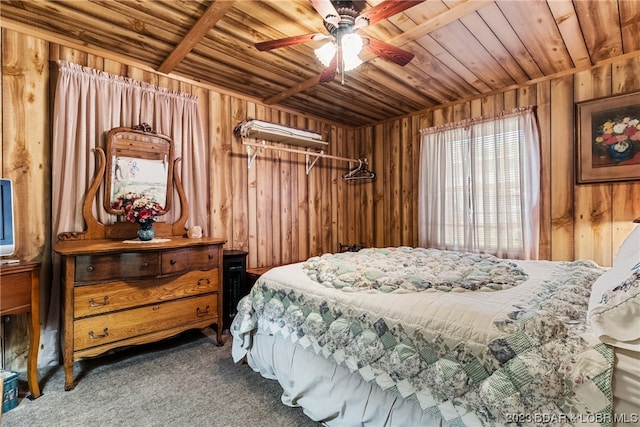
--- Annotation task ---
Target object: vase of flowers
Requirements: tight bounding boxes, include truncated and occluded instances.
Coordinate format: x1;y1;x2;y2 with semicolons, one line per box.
111;192;164;241
137;220;156;241
594;116;639;163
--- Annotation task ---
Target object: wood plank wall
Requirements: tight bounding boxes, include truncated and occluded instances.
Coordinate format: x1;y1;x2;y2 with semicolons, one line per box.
2;27;639;371
357;56;640;266
0;28;356;370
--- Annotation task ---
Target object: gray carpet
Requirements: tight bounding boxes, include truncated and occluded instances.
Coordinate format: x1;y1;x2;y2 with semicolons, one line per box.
2;329;322;427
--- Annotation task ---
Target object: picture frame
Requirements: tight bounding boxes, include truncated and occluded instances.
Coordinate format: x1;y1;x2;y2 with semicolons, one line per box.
576;91;640;184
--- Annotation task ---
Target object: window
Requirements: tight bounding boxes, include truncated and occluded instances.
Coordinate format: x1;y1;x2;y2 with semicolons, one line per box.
418;107;540;260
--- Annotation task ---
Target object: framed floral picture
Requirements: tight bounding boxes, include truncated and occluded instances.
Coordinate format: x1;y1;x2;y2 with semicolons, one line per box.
576;91;640;184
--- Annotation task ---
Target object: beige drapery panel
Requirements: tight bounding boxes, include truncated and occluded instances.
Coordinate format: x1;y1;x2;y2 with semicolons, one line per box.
42;61;208;366
418;106;540;260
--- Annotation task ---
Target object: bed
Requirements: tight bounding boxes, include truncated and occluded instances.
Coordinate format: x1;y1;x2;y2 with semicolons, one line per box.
231;227;640;426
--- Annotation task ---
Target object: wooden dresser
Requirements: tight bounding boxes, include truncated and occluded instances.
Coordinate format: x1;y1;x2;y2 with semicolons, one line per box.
53;126;228;390
55;237;225;390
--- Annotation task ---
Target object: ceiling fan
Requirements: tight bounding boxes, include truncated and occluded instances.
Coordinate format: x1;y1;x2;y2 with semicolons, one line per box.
255;0;422;83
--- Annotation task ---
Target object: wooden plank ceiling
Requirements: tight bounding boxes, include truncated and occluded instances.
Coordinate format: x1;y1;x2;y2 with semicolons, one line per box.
2;0;639;127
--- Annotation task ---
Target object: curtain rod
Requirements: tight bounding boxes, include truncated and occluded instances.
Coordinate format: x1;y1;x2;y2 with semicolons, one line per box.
242;140;361;174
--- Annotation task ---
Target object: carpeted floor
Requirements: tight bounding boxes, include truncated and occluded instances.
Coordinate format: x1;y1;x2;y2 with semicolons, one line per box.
1;329;322;427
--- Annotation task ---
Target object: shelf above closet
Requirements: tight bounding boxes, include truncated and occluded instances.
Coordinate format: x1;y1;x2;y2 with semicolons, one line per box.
234;119;374;180
234;119;328;149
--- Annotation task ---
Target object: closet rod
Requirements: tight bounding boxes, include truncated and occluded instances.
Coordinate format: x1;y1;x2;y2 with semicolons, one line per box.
242;140;360;174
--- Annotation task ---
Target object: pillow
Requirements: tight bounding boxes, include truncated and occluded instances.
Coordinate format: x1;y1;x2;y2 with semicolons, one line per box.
587;226;640;351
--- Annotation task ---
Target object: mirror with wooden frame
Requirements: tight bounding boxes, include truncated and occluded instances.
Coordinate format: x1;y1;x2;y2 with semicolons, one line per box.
56;125;189;241
103;127;174;216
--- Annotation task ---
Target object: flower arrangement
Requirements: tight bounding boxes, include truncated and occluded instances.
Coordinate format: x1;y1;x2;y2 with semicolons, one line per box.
593;116;639;162
594;116;640;147
111;192;164;224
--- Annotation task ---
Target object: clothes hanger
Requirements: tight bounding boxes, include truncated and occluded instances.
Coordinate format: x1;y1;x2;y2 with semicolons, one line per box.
342;158;376;181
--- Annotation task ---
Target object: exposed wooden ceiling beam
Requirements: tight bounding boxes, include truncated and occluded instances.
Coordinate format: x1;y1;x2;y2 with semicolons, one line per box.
263;0;492;105
263;75;323;106
158;0;236;74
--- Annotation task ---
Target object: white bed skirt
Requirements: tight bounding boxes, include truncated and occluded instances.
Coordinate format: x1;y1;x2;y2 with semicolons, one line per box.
246;331;445;426
242;331;639;427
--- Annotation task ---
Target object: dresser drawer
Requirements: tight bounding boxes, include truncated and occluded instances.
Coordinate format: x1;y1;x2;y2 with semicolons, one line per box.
161;245;219;275
73;294;218;351
73;269;219;318
75;252;159;282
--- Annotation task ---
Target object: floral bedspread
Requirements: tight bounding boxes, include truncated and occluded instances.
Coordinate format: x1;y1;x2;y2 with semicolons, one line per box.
231;252;613;426
302;247;529;292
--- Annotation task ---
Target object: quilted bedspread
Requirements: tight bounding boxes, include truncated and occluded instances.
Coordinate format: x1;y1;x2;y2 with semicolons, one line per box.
231;248;614;426
302;247;529;292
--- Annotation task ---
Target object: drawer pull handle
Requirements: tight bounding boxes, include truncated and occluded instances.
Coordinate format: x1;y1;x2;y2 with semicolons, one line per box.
88;328;109;339
208;253;214;260
141;262;149;268
89;296;109;307
197;306;210;317
87;266;95;272
170;259;177;265
197;278;210;286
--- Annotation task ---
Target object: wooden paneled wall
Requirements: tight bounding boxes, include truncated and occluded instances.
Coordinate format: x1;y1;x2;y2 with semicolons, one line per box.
357;56;640;266
1;29;51;373
2;27;639;371
0;28;356;370
209;100;360;268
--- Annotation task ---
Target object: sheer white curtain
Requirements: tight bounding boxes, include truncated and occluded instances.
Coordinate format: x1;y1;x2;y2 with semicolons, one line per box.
42;61;208;366
418;107;540;260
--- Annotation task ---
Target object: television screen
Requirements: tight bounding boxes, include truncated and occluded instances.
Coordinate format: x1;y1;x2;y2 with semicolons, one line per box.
0;178;16;257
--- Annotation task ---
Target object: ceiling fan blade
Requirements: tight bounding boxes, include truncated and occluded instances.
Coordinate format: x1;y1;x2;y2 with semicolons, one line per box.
255;33;327;51
319;54;338;83
364;37;414;66
310;0;339;25
360;0;423;26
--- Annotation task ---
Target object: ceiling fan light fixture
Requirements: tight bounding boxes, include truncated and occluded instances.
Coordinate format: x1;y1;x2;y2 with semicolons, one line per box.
257;0;418;83
341;32;363;58
314;33;363;71
315;42;337;67
342;52;362;71
340;33;363;72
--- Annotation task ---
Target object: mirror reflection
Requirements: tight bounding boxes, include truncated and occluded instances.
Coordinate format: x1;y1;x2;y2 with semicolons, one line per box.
111;155;168;206
103;127;174;217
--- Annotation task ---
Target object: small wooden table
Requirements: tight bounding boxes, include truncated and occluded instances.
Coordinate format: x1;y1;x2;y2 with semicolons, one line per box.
0;261;41;399
246;265;278;287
